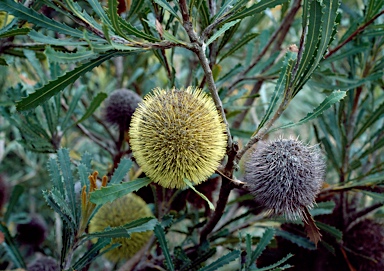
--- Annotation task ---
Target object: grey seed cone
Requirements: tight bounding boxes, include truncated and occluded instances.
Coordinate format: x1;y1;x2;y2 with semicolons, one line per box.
104;88;142;131
27;256;60;271
244;138;326;220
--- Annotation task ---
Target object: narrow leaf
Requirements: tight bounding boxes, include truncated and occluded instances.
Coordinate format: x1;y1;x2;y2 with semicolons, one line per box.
275;229;316;250
118;17;159;42
57;148;78;224
219;32;259;62
256;52;296;133
154;224;175;271
0;27;29;38
16;51;122;111
353;100;384;141
45;46;99;64
249;228;275;265
271;90;347;132
315;221;342;241
153;0;180;19
109;157;133;184
310;201;336;216
90;177;153;205
183;178;215;210
361;190;384;203
87;0;112;28
47;157;65;196
255;254;293;271
0;0;83;37
206;19;240;46
72;238;114;270
29;30;88;46
0;224;26;268
75;92;107;125
199;250;240;271
3;185;24;224
213;0;238;20
223;0;288;23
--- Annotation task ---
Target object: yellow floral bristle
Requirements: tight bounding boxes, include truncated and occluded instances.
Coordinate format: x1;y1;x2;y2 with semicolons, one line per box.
129;86;227;189
88;193;153;263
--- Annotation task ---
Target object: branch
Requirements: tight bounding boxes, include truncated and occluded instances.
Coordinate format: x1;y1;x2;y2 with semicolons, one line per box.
325;10;384;59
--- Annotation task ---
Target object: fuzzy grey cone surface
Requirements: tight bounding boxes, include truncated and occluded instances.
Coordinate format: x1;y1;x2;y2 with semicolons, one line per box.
27;256;60;271
244;138;326;220
104;88;142;131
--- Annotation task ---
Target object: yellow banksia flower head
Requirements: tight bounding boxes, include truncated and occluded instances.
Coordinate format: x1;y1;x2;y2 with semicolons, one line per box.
129;87;227;189
89;194;153;263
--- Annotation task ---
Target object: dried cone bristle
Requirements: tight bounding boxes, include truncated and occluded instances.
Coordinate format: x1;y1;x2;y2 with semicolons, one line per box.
129;87;227;189
88;193;153;263
104;88;142;131
244;138;326;220
27;256;60;271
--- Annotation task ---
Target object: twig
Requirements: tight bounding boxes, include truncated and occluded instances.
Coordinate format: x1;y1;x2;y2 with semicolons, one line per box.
226;0;301;96
325;10;384;59
347;202;384;231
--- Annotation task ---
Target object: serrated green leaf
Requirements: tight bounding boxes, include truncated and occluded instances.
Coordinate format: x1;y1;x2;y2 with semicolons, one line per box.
90;177;153;205
16;51;123;111
75;92;107;125
47;157;65;196
109;157;133;185
84;217;157;240
72;238;114;270
77;163;90;191
61;222;74;266
0;224;26;268
117;17;159;42
43;191;75;228
271;90;347;132
198;0;211;28
61;85;84;130
275;229;316;250
0;27;29;38
28;30;88;46
315;222;342;241
365;0;384;21
206;19;240;46
199;250;240;271
57;148;78;224
257;52;296;133
87;0;112;28
223;0;288;23
107;0;130;40
255;254;293;271
353;100;384;141
294;0;340;95
291;0;322;91
23;49;45;82
310;201;336;216
214;0;238;20
127;0;146;19
219;32;259;62
183;178;215;210
154;224;175;271
0;0;83;38
3;185;24;225
50;188;77;225
248;228;275;267
153;0;180;19
45;46;99;64
42;101;58;136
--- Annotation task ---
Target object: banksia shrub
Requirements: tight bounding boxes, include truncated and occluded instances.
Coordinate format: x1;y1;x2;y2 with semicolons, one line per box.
129;87;227;189
244;138;325;220
104;88;142;131
89;193;153;263
27;256;60;271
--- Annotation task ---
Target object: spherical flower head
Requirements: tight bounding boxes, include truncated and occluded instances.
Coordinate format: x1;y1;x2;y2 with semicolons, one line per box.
17;214;48;246
345;219;384;271
244;138;325;220
27;256;60;271
89;193;153;263
129;87;227;189
104;88;142;131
